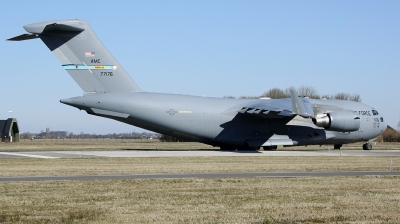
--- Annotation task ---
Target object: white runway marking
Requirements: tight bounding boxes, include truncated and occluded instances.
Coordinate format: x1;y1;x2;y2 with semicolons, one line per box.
0;152;60;159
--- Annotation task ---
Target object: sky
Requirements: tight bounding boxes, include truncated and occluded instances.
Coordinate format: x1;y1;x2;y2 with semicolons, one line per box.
1;0;399;134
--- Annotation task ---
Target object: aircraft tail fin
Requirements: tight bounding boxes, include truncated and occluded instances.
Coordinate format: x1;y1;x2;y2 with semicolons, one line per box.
8;20;142;93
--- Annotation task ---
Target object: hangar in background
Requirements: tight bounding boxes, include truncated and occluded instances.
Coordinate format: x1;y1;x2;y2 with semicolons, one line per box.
0;118;20;142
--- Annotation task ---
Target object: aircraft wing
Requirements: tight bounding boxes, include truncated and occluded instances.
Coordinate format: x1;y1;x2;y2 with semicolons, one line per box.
238;98;295;119
237;92;314;119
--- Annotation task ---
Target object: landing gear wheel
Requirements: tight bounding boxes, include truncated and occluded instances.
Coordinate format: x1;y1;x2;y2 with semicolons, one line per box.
334;144;342;150
363;142;372;150
263;146;277;151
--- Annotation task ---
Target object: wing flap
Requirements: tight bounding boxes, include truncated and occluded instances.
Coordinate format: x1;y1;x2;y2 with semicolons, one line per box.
239;106;294;119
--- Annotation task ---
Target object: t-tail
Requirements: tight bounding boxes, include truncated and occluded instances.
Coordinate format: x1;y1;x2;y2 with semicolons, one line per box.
8;20;142;94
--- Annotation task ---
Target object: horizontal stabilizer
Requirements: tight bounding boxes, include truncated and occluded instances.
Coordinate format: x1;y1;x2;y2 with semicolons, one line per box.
7;34;38;41
31;23;85;34
8;23;84;41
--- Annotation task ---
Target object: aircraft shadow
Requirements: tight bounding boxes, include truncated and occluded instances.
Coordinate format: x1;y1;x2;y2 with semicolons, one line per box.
223;150;263;154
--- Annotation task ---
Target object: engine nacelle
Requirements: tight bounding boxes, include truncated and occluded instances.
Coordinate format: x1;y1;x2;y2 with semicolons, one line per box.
313;111;360;132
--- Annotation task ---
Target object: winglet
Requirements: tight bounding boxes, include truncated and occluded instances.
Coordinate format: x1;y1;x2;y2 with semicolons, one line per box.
290;90;313;117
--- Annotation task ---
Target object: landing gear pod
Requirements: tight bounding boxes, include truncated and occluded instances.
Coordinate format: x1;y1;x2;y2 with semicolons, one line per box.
313;111;360;132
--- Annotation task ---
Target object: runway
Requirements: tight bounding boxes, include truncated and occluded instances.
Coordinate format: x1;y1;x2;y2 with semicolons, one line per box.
0;171;399;183
1;150;399;182
0;150;400;159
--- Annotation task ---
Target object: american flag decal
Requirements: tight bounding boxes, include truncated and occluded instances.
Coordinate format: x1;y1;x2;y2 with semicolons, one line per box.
85;52;95;57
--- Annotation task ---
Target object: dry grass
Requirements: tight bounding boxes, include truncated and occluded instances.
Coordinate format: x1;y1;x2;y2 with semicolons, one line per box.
1;177;399;223
0;139;216;152
0;157;399;177
1;139;399;151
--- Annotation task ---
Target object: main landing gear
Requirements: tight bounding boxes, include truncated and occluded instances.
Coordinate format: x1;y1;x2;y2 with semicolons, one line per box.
334;144;342;150
334;143;373;150
263;146;277;151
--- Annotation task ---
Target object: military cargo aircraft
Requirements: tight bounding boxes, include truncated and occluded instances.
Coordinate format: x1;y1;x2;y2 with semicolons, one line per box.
8;20;387;150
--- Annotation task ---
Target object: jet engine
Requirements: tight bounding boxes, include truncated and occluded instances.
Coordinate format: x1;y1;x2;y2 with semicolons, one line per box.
312;111;360;132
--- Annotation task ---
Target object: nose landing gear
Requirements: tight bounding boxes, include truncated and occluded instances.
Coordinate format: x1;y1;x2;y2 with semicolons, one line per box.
362;142;372;150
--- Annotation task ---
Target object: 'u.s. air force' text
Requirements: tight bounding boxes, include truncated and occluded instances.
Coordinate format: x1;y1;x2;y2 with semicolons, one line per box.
358;111;371;116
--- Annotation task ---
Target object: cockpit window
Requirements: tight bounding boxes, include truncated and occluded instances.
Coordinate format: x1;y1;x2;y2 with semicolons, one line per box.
372;110;379;115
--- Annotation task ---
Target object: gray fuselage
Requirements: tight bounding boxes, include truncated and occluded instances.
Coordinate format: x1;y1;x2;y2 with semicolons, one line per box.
61;92;386;148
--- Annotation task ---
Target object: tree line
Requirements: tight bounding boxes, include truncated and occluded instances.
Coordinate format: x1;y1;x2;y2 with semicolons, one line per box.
20;131;160;140
224;85;361;102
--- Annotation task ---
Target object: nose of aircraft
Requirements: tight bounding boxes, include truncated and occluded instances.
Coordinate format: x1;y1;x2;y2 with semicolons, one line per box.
372;108;387;134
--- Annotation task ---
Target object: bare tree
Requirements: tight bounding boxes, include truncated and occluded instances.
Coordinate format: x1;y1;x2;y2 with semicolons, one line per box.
238;96;260;99
284;86;296;97
262;88;288;99
223;95;236;99
321;94;333;99
333;93;361;102
334;93;350;100
297;85;320;99
397;119;400;131
349;94;361;102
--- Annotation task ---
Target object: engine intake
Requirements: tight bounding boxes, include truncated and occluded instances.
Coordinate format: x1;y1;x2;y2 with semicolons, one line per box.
313;111;360;132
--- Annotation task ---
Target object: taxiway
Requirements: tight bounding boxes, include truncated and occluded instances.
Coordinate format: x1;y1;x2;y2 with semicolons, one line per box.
0;150;399;159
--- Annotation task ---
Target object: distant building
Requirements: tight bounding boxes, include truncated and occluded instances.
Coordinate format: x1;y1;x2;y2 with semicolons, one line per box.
0;118;20;142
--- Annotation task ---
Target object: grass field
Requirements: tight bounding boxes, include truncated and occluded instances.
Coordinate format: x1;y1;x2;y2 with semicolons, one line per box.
1;177;399;223
0;157;399;177
1;141;400;223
